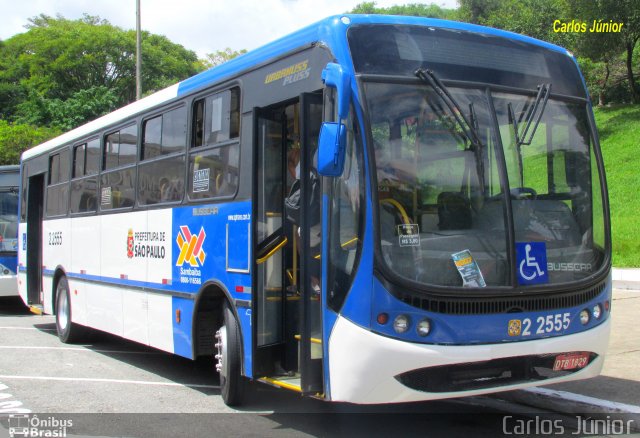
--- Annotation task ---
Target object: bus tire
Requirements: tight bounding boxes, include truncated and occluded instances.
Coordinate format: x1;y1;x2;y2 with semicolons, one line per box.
55;276;86;343
216;302;244;406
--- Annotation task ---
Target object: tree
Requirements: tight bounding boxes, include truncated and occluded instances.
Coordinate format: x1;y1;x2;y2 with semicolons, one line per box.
457;0;502;23
0;120;60;165
0;14;202;128
350;2;457;19
459;0;575;47
202;48;248;69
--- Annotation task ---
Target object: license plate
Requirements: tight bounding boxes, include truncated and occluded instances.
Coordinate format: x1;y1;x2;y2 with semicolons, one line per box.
553;352;590;371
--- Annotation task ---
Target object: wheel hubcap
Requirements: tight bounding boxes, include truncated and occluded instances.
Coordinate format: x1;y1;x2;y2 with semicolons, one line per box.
215;325;228;380
58;288;69;331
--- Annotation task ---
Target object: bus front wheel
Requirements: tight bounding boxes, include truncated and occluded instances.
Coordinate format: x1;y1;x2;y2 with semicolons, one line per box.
55;276;86;343
215;302;244;406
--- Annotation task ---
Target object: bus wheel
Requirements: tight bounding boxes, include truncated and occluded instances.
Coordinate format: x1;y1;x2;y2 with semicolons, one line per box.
55;276;85;343
215;302;244;406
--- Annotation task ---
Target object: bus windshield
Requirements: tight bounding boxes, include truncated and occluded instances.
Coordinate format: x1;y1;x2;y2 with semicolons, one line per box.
0;189;19;252
366;80;606;288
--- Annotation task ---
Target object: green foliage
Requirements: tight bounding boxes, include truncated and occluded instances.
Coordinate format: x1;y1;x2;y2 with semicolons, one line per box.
0;120;60;165
459;0;575;47
593;105;640;266
350;2;457;19
201;48;248;69
14;86;119;131
0;14;201;128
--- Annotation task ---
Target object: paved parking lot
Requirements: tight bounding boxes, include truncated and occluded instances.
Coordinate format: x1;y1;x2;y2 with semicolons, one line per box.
0;296;527;437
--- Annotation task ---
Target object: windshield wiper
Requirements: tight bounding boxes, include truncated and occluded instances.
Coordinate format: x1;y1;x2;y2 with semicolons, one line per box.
508;83;551;148
507;83;551;187
414;68;483;149
415;68;485;196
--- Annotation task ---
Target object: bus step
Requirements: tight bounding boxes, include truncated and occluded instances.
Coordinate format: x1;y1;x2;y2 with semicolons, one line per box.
258;376;302;392
29;304;44;315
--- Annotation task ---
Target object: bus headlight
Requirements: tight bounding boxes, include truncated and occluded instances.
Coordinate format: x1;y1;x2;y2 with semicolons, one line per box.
592;304;602;320
416;318;431;337
393;315;410;334
579;309;590;325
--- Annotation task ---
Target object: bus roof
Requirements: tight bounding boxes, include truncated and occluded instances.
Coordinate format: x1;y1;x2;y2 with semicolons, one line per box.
21;14;571;162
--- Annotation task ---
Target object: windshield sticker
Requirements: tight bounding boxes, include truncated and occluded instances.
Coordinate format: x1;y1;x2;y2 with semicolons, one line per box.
397;224;420;247
452;249;486;287
516;242;549;285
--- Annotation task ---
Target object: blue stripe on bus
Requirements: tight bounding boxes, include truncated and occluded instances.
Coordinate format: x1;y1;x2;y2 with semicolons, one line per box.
369;276;612;345
57;270;186;294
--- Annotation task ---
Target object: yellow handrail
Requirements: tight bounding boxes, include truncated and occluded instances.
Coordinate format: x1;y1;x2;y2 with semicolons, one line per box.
380;198;411;224
256;236;288;265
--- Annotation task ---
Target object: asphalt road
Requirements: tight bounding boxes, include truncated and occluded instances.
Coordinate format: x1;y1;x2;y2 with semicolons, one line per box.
0;296;600;437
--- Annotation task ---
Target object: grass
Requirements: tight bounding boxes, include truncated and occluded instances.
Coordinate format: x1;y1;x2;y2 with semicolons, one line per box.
594;104;640;267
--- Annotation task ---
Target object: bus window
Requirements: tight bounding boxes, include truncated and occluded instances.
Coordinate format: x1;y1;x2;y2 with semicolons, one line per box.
100;168;135;209
70;138;99;214
189;87;240;200
139;107;187;205
192;88;240;147
46;149;70;217
104;124;138;170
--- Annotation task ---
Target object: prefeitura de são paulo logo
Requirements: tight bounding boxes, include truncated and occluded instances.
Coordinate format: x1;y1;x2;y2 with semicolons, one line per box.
127;229;134;258
176;226;206;267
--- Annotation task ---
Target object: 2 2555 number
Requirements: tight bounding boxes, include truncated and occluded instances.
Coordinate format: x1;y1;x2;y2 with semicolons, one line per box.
521;313;571;336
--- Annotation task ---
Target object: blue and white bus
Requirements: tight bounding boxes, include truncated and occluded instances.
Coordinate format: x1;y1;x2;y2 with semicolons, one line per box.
0;165;20;297
18;15;611;406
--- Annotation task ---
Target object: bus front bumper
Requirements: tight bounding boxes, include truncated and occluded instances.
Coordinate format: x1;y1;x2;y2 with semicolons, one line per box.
328;315;610;404
0;275;18;297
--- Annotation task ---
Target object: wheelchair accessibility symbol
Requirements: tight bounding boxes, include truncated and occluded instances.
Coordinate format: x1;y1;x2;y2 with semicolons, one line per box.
516;242;548;285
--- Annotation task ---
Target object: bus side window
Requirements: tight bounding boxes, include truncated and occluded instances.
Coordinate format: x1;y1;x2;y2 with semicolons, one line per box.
70;139;99;214
138;106;187;206
46;149;70;217
188;87;240;200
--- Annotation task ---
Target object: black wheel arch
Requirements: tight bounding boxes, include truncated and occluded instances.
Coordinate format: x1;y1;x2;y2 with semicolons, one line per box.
192;279;245;374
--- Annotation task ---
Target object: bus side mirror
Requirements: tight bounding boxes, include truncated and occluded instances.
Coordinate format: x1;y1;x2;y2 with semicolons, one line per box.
322;63;351;120
318;122;347;177
319;63;351;177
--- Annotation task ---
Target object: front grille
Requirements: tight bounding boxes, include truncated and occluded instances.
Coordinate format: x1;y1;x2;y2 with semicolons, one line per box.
396;352;597;393
397;281;606;315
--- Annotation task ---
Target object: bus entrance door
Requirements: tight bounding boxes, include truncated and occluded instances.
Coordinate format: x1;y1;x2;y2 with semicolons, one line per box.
252;92;324;396
26;173;44;306
298;92;324;395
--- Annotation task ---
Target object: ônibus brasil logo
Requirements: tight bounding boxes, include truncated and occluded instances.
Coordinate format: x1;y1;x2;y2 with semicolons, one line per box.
176;226;206;267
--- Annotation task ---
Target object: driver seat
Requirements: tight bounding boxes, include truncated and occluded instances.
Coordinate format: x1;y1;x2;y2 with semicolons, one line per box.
437;192;472;230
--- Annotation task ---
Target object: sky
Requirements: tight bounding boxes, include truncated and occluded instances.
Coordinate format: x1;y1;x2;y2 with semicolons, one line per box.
0;0;459;57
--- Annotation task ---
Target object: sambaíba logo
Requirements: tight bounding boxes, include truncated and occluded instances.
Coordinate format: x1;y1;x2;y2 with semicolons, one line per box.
508;319;522;337
176;226;206;267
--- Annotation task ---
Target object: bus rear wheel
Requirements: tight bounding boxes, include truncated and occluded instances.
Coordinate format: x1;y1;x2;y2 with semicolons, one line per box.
55;276;86;343
215;302;244;406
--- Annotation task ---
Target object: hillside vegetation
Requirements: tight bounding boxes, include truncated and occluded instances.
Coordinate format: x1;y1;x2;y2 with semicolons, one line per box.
594;105;640;267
